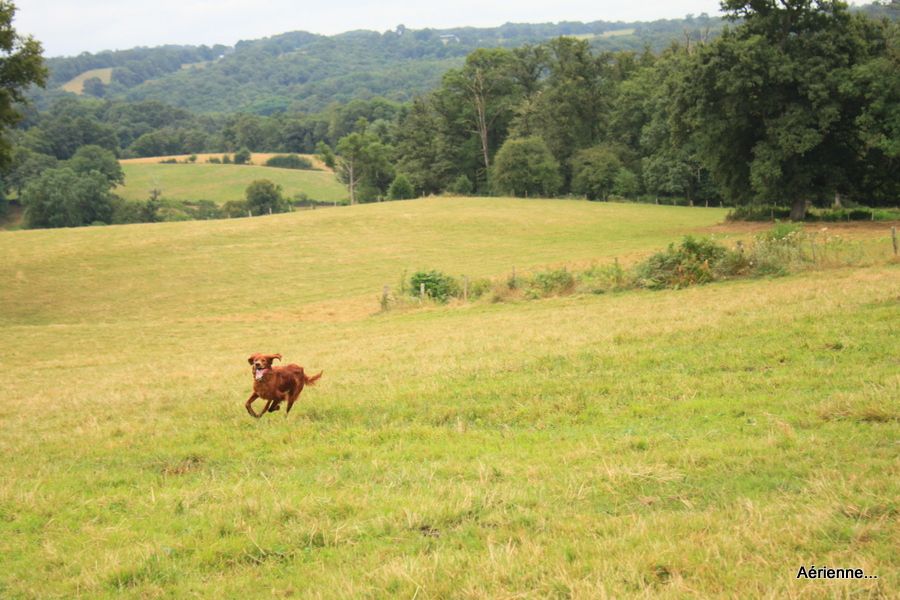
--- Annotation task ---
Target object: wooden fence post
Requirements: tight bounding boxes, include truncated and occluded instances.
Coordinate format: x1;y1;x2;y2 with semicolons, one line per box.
463;276;469;301
247;209;252;218
420;282;425;299
892;226;898;256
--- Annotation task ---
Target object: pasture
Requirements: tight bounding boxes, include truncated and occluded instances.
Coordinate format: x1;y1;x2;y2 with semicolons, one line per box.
0;198;897;598
60;67;114;94
117;160;347;205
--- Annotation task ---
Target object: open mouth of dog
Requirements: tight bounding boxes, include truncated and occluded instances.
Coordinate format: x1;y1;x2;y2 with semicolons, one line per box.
254;366;268;380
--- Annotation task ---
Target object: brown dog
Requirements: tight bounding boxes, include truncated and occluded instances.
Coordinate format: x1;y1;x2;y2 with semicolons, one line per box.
245;353;322;418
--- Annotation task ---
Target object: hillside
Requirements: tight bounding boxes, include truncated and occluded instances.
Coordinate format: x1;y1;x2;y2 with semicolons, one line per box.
36;17;727;114
0;199;897;596
117;157;347;204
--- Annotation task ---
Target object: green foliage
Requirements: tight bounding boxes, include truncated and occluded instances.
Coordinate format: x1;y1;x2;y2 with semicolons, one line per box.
448;174;474;195
612;168;639;198
244;179;287;215
570;146;622;200
387;174;415;200
233;148;251;165
409;270;460;303
264;154;313;170
21;167;115;228
67;144;124;184
336;128;394;203
529;268;576;296
0;1;47;169
490;136;561;197
315;142;335;169
672;0;899;214
634;236;729;289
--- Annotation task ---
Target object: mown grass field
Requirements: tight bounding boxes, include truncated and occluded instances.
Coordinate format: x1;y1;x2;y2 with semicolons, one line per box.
60;67;113;94
0;198;897;598
117;160;347;205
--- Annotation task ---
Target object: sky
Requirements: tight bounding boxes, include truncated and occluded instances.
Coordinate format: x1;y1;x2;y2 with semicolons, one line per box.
15;0;730;57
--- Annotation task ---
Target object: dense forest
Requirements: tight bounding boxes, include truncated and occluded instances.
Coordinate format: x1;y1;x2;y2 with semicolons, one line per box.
3;0;898;228
33;16;729;114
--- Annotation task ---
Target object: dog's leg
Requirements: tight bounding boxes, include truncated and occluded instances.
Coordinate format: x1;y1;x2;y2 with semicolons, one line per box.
259;397;274;415
285;387;302;415
245;392;260;418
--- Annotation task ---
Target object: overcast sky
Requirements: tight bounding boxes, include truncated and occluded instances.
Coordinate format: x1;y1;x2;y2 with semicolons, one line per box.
16;0;734;57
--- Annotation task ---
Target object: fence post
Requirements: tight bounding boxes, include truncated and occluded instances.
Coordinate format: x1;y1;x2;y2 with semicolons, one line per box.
892;226;898;256
420;282;425;299
268;207;273;215
463;276;469;301
247;209;252;218
381;285;389;310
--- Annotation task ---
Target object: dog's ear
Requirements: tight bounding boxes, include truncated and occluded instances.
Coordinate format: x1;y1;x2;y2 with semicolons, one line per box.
270;354;282;363
247;354;258;364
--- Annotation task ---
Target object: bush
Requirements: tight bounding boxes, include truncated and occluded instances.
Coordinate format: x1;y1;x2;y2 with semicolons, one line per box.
409;270;460;303
635;236;730;289
222;200;249;218
234;148;252;165
245;179;288;215
222;154;232;164
530;268;576;296
207;157;221;164
448;174;474;195
491;137;562;198
264;154;313;170
388;174;415;200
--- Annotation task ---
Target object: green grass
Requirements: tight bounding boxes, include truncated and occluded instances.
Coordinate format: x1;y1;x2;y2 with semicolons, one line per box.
117;162;348;204
0;198;897;598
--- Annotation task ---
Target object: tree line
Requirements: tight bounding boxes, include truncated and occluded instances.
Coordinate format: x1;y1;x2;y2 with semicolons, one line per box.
343;0;897;218
2;1;897;228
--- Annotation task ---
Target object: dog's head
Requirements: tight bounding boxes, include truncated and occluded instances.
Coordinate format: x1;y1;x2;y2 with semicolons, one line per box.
248;353;281;380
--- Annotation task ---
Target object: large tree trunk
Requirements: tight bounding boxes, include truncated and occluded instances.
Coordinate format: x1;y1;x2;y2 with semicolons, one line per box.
789;198;807;221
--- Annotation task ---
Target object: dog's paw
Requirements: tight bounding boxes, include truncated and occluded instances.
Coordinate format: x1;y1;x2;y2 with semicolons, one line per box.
268;404;281;412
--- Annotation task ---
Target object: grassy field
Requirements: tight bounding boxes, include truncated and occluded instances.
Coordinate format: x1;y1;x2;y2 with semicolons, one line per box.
60;67;113;94
0;198;897;598
117;160;347;204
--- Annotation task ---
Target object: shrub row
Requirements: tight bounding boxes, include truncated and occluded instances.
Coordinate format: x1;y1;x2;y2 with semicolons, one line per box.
385;225;865;311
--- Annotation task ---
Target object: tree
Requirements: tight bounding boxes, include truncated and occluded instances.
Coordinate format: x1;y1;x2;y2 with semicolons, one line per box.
491;136;561;198
440;48;521;187
570;146;622;200
387;173;415;200
0;1;47;169
336;129;394;204
21;168;115;228
245;179;287;215
67;145;124;185
613;168;640;199
511;38;611;185
316;141;336;169
234;147;251;165
673;0;897;219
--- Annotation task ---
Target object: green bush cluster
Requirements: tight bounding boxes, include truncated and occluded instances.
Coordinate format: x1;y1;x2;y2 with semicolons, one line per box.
389;225;866;312
264;154;314;170
634;236;728;290
728;205;900;222
409;270;461;303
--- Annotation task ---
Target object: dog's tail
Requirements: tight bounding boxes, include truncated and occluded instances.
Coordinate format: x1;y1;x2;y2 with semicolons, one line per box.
304;370;323;386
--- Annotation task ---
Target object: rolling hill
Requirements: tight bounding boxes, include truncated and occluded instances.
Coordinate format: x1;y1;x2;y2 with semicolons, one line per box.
0;198;896;596
37;18;727;114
